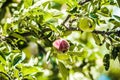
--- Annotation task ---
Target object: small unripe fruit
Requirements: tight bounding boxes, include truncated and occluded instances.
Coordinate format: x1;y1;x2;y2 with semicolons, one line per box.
53;39;70;52
78;17;95;32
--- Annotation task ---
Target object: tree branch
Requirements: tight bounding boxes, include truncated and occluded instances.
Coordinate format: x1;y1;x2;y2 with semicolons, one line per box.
67;27;120;36
92;30;120;36
61;0;91;28
61;15;71;28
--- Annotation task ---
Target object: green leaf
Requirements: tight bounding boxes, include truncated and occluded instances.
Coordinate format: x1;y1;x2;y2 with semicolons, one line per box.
0;72;10;80
10;32;26;41
89;12;98;19
24;0;33;8
92;33;101;46
111;47;119;60
48;23;58;32
69;7;78;14
0;52;6;63
118;53;120;64
0;64;5;72
101;7;109;14
21;66;39;76
2;23;8;36
58;61;69;80
50;1;62;10
63;31;72;36
109;19;120;26
11;49;21;53
113;15;120;21
52;0;67;4
12;53;22;66
67;51;87;57
57;54;69;60
106;42;110;50
103;54;110;71
88;53;97;62
116;0;120;7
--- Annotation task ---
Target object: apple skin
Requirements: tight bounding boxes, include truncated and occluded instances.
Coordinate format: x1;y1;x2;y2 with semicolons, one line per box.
53;39;70;52
78;17;95;32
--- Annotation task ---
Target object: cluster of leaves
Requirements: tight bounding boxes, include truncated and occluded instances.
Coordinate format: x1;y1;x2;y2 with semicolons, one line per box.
0;0;120;80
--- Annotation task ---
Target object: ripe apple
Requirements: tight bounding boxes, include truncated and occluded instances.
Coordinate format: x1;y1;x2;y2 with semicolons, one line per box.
53;39;70;52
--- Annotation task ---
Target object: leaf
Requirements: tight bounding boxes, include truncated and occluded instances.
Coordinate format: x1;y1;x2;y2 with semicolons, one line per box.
118;53;120;64
57;54;69;60
52;0;67;4
10;32;26;41
63;31;72;36
50;1;62;10
69;7;77;14
111;47;119;60
88;53;97;61
12;53;22;66
58;61;69;80
101;7;109;14
116;0;120;7
0;64;5;72
2;23;8;36
89;12;98;19
48;23;58;32
92;33;101;46
113;15;120;21
109;19;120;26
106;42;110;50
103;54;110;71
21;66;39;76
24;0;33;8
0;72;10;80
97;12;109;17
11;49;21;53
0;52;6;61
67;51;87;57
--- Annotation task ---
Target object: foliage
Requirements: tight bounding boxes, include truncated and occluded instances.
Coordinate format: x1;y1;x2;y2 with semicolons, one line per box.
0;0;120;80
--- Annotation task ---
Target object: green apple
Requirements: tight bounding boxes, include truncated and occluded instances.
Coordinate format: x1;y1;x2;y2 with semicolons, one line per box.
78;17;95;32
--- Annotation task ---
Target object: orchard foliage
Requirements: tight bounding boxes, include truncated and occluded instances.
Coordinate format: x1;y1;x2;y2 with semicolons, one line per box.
0;0;120;80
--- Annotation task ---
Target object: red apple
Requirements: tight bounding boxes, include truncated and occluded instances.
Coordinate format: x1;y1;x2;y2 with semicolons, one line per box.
53;39;70;52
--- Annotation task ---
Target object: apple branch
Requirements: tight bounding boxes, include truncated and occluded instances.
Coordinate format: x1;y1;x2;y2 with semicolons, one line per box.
61;0;91;28
66;27;120;36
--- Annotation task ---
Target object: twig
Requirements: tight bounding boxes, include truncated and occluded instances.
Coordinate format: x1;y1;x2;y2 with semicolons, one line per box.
61;14;71;29
61;0;91;28
92;30;119;35
66;27;120;36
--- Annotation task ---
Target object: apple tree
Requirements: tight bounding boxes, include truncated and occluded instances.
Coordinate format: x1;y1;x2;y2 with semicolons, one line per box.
0;0;120;80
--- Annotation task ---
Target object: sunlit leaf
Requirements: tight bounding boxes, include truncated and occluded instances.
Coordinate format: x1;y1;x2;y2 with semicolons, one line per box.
103;54;110;71
24;0;33;8
58;61;69;80
2;23;8;36
113;15;120;21
0;52;6;61
92;33;101;46
10;32;26;41
12;53;22;66
0;72;10;80
57;54;69;60
116;0;120;7
21;66;39;76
